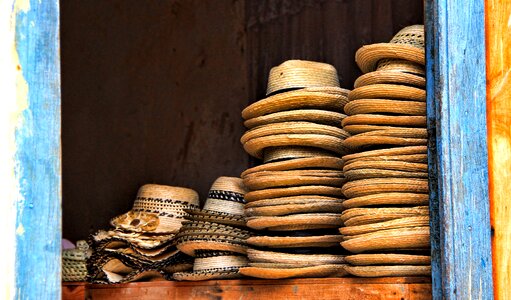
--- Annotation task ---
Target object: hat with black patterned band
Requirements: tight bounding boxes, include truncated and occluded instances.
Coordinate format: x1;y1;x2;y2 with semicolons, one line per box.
110;184;200;234
173;250;249;281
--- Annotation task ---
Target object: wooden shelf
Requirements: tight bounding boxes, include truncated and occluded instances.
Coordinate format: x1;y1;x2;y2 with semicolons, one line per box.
63;277;431;299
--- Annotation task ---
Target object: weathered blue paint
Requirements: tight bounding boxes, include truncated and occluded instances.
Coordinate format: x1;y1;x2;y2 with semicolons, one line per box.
14;0;61;299
425;0;493;299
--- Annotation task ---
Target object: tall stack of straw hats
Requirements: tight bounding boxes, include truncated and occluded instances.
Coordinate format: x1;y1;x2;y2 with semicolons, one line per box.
173;177;252;281
340;25;431;277
87;184;199;283
239;60;350;279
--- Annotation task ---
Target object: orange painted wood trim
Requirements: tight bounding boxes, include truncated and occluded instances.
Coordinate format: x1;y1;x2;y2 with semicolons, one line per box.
486;1;511;300
64;278;432;300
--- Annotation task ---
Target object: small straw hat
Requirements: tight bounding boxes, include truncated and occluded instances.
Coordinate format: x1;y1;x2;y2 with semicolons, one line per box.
240;264;346;279
348;84;426;102
344;99;426;116
244;110;346;129
342;192;429;208
353;60;426;89
185;177;248;225
173;251;248;281
340;227;430;253
110;184;200;234
263;147;338;163
244;185;344;202
344;265;431;277
246;213;343;231
247;235;343;248
265;60;341;95
242;87;348;120
342;114;426;127
345;254;430;266
62;240;91;282
356;25;425;73
241;156;343;178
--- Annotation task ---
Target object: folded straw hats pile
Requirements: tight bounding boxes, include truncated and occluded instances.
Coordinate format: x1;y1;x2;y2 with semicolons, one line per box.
340;25;431;277
238;60;350;279
87;184;199;283
173;177;252;281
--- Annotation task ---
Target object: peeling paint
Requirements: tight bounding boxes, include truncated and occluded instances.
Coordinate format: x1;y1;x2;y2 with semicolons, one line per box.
15;224;25;236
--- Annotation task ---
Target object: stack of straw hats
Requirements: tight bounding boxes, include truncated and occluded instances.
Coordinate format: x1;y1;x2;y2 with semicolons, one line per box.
340;25;431;277
87;184;199;283
173;177;252;281
239;60;350;279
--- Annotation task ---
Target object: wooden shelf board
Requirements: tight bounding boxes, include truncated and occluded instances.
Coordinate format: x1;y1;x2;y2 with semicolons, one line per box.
63;277;432;299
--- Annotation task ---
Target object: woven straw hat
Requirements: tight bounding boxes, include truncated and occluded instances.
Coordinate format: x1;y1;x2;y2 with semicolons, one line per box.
247;249;345;265
93;229;177;251
342;178;429;198
376;59;425;75
345;265;430;277
245;185;344;202
342;114;426;127
110;184;199;234
341;227;430;253
340;216;430;236
242;87;348;120
247;235;343;248
180;220;252;237
356;25;425;73
244;195;342;208
185;177;247;225
342;145;427;162
344;154;428;165
345;254;430;266
244;110;346;129
344;99;426;116
266;60;341;95
354;60;426;89
344;169;427;181
176;235;248;256
344;160;427;172
240;264;346;279
342;193;429;208
246;213;343;231
244;200;343;216
341;206;429;225
263;147;337;163
243;171;346;190
241;157;343;178
62;240;91;282
173;251;248;281
348;84;425;102
343;135;427;150
343;124;424;135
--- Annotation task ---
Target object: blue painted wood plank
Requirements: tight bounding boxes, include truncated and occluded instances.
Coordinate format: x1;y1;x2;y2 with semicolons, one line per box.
425;0;493;299
14;0;61;299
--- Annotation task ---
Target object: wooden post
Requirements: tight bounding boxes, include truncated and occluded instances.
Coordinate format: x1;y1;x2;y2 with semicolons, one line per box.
0;0;61;299
486;1;511;299
425;0;493;299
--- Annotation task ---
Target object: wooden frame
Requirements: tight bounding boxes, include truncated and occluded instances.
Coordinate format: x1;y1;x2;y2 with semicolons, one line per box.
5;0;495;299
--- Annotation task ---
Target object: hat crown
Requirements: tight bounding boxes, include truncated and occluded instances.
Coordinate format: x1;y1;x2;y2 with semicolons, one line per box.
389;25;424;49
266;60;340;95
376;59;425;75
203;177;247;216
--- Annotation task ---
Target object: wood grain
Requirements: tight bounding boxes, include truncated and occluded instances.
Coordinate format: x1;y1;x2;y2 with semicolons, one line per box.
13;0;62;298
425;0;493;299
78;278;432;300
62;282;86;300
486;1;511;299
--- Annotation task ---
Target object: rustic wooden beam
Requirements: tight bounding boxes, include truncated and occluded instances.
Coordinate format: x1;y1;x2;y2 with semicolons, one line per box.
425;0;493;299
485;1;511;299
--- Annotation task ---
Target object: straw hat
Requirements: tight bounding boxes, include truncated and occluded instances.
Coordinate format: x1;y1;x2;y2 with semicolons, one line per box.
62;241;91;282
342;193;429;208
342;178;429;198
342;114;426;127
356;25;425;73
176;235;248;256
247;235;343;248
245;195;342;208
240;264;346;279
265;60;341;95
340;216;430;236
243;172;346;190
345;265;430;277
180;220;252;237
185;177;247;225
376;59;425;75
348;84;425;102
92;230;177;252
341;206;429;225
247;249;345;265
244;200;343;216
246;213;343;231
345;154;428;165
340;227;430;253
175;227;252;240
263;147;338;163
344;99;426;116
344;169;427;181
244;185;344;202
244;110;346;129
342;145;427;162
110;184;199;234
343;124;425;135
345;254;430;266
241;122;350;144
343;135;427;150
241;157;343;178
173;251;248;281
344;160;427;172
354;61;426;89
244;133;351;159
242;87;348;120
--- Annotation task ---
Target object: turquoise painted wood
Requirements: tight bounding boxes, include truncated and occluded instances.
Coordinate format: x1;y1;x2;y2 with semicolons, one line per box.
425;0;493;299
14;0;61;299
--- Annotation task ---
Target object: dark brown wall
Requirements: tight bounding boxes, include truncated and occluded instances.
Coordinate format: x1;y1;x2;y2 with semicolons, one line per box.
62;0;423;241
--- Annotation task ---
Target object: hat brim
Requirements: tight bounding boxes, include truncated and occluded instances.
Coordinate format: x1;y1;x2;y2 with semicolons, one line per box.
244;110;347;129
239;264;347;279
345;254;431;266
340;216;430;236
348;84;425;102
173;268;242;281
355;43;425;73
344;169;428;181
247;235;343;248
247;248;346;264
342;178;429;198
354;70;425;89
245;201;344;217
241;157;343;178
342;192;429;209
245;196;343;208
246;213;343;231
184;208;245;226
176;237;248;256
344;265;431;277
245;185;344;202
342;114;426;128
243;174;346;190
344;99;426;116
342;145;427;162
